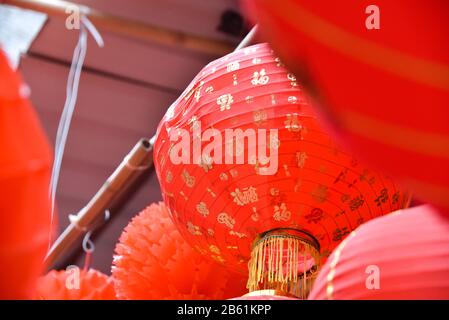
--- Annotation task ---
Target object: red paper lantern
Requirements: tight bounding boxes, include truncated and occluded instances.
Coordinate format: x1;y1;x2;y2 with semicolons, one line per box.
309;205;449;299
112;202;247;300
36;269;116;300
243;0;449;211
153;43;409;298
0;51;53;298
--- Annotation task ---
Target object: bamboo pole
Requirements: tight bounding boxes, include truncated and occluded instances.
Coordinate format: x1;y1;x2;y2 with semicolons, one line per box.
45;138;153;268
3;0;236;56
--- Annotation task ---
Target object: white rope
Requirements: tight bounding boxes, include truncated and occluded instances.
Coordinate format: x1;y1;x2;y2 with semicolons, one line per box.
48;13;104;251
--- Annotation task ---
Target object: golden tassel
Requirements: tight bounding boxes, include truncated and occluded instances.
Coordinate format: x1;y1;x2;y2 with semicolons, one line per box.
246;228;321;299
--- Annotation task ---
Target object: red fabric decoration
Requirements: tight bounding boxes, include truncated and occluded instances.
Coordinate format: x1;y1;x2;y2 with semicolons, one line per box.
153;43;409;297
36;269;116;300
0;51;53;299
112;202;247;300
243;0;449;212
309;205;449;300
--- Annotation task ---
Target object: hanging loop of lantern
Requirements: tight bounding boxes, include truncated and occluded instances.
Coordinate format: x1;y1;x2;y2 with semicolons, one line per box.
153;43;409;298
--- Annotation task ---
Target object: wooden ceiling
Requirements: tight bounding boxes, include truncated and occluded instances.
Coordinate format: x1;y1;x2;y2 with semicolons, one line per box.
14;0;244;273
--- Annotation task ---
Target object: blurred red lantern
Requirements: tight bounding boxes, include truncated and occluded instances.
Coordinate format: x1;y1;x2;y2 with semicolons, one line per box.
243;0;449;211
36;269;116;300
112;202;247;299
0;51;53;298
153;43;409;298
309;205;449;299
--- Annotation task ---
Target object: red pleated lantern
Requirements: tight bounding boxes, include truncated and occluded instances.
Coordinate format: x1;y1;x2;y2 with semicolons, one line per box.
309;205;449;299
0;51;53;298
112;202;247;300
36;269;116;300
243;0;449;212
153;43;409;298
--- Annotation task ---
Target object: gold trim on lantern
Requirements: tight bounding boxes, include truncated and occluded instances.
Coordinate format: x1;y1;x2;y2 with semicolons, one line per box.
247;228;321;299
242;289;298;299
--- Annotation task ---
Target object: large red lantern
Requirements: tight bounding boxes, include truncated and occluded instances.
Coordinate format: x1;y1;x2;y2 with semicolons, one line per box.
36;269;116;300
0;51;53;298
243;1;449;212
309;205;449;299
153;43;409;298
112;203;247;299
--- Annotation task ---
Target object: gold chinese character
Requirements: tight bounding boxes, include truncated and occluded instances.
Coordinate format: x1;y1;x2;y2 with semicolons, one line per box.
206;187;216;198
273;203;291;221
229;230;248;238
287;73;298;87
209;245;221;255
251;207;259;221
253;110;267;126
217;212;235;229
187;221;202;236
181;169;195;188
296;151;308;169
285;113;301;132
275;57;284;67
226;61;240;72
219;173;228;181
196;202;209;217
211;255;225;264
251;68;269;85
217;94;233;111
231;187;259;206
288;96;298;104
165;171;173;183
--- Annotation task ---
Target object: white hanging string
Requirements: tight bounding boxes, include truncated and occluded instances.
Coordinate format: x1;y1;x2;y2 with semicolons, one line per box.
48;12;104;250
81;209;110;254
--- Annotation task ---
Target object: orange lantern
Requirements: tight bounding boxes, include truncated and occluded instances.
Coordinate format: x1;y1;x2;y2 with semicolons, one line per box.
112;203;247;299
243;0;449;212
309;205;449;299
153;43;409;298
0;51;53;298
36;269;116;300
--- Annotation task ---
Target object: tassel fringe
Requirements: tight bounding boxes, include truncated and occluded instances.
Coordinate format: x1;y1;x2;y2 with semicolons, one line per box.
247;230;321;299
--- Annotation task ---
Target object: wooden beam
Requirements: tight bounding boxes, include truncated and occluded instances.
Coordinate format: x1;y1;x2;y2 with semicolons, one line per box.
3;0;236;56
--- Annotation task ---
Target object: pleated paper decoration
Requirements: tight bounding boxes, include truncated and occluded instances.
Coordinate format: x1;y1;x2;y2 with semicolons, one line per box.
112;202;247;299
36;269;116;300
